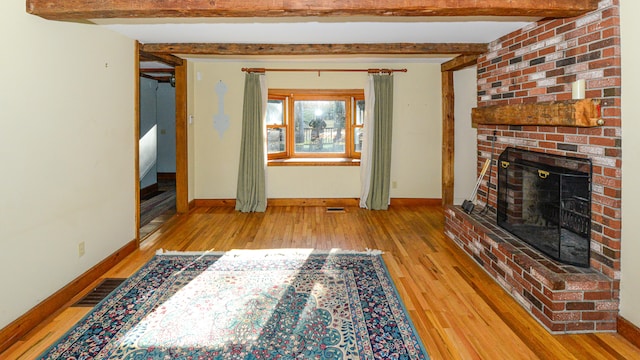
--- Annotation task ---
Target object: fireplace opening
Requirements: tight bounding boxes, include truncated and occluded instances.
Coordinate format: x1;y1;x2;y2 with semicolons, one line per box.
497;147;592;267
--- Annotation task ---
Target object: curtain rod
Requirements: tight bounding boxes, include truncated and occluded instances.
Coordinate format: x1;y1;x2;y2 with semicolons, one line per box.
241;67;407;75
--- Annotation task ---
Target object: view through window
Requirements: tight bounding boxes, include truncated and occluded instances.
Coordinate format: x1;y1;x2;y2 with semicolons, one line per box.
267;89;364;162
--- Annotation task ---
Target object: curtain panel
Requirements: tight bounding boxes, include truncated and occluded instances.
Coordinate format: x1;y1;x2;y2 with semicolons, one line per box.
359;76;375;208
235;73;267;212
361;75;394;210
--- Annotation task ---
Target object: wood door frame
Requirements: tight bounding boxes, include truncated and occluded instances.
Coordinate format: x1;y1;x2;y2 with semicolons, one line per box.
135;43;140;242
136;48;188;244
440;55;479;206
174;62;188;213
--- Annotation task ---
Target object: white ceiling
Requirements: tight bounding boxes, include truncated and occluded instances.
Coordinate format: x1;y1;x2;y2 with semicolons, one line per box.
96;16;538;63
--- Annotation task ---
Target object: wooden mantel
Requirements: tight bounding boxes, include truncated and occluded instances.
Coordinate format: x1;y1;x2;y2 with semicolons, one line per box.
26;0;600;20
471;99;603;128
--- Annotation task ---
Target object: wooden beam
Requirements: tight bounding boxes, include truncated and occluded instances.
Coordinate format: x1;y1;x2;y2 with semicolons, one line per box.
141;43;488;56
441;54;479;72
442;70;455;206
27;0;600;20
471;99;603;127
139;68;175;73
174;63;189;214
142;75;173;83
440;55;480;207
139;51;184;67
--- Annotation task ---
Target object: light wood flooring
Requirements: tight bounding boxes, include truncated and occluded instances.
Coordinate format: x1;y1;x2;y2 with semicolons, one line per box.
3;205;640;359
139;179;176;239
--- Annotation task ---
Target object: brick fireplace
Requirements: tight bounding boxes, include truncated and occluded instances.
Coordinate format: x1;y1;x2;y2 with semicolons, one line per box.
444;0;621;333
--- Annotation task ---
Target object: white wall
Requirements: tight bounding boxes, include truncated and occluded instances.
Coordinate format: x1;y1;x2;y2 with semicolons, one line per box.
187;65;197;201
140;77;158;188
139;80;175;187
453;67;478;205
620;0;640;328
0;0;135;328
157;83;176;173
191;61;442;199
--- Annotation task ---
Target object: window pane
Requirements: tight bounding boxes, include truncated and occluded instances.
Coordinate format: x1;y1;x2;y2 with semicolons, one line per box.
354;127;364;153
355;100;365;125
267;128;286;154
266;100;284;125
294;100;346;154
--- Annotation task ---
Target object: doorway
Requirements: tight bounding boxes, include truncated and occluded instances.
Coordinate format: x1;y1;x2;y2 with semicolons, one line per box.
139;67;177;239
135;47;189;243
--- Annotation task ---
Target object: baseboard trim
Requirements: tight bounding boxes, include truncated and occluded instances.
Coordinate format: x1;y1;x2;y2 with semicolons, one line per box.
618;315;640;348
157;172;176;180
268;198;360;207
0;239;137;354
193;199;237;207
139;183;158;199
192;198;442;208
390;198;442;206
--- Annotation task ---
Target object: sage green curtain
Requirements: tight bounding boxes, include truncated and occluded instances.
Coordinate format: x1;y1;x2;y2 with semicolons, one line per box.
365;75;394;210
359;76;375;209
235;73;267;212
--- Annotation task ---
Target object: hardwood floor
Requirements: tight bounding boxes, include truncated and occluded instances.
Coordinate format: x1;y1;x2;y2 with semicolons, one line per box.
3;205;639;359
139;179;176;239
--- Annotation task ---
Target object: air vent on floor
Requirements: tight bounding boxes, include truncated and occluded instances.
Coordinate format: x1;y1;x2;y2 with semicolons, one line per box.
326;207;345;213
72;278;126;307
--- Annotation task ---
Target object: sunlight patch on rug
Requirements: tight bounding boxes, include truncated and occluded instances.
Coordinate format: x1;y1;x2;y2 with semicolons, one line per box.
39;249;429;359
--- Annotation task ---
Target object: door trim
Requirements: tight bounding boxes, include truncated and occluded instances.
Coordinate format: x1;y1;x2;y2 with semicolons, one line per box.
175;63;189;213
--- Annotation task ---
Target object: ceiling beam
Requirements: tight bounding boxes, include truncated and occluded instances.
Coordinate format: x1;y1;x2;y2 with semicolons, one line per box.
139;51;183;67
141;43;488;56
139;68;175;73
441;54;479;72
140;73;172;82
27;0;600;20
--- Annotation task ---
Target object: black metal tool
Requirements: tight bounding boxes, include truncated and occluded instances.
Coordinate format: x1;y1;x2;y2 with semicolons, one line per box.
462;158;491;214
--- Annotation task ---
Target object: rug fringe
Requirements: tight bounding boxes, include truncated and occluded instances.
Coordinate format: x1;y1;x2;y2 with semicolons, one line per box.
155;248;383;256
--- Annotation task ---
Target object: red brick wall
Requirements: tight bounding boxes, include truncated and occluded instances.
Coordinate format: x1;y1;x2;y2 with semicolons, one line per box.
475;0;621;284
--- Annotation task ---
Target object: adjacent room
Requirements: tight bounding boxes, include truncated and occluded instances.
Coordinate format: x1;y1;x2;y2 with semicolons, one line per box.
3;0;640;358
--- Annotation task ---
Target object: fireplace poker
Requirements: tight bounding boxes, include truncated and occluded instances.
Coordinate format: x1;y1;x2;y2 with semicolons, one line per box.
480;130;497;215
462;158;491;214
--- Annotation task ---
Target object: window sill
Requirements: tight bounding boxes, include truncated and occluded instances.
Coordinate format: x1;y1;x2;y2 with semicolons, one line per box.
268;158;360;166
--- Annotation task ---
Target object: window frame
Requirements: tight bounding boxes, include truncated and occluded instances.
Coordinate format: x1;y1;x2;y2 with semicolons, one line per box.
352;98;365;159
266;95;288;160
267;89;364;163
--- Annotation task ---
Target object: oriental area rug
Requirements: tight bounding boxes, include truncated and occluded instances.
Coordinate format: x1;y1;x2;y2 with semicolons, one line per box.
39;249;429;359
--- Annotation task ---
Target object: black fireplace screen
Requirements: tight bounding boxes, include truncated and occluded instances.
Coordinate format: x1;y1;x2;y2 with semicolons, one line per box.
497;147;592;267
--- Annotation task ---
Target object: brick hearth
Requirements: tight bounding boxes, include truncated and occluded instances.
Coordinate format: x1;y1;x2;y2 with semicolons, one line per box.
445;206;617;333
444;0;621;334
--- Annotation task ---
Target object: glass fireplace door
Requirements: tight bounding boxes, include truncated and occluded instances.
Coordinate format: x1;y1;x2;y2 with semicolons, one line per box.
497;147;591;267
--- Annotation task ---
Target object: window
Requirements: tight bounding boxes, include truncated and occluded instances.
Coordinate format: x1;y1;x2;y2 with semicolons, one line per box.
266;96;287;155
267;89;364;164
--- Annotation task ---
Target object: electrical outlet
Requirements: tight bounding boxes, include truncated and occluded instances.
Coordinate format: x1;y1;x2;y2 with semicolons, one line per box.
392;181;398;189
78;242;85;257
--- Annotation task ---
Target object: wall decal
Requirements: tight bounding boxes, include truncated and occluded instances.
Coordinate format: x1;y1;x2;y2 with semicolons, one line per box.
213;80;229;138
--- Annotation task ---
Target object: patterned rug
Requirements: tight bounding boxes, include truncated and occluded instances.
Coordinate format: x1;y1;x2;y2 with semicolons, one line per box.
39;249;429;359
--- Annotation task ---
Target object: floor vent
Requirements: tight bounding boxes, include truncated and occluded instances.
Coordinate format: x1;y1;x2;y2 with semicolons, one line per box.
326;207;346;213
72;278;126;307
